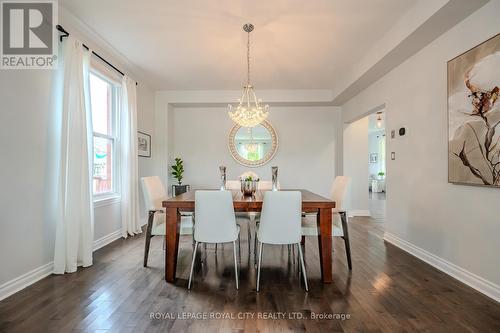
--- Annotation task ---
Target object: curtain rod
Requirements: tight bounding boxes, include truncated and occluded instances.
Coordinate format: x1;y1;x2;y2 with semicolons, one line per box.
56;25;138;86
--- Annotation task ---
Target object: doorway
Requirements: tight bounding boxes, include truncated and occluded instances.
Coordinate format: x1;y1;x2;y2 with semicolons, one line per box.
342;107;386;220
368;111;386;219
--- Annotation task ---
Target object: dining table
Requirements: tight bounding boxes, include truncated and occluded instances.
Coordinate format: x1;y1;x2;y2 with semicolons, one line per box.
162;189;335;283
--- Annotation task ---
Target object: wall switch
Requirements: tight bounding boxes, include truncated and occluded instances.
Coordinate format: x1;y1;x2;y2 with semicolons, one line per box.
391;152;396;160
391;130;395;139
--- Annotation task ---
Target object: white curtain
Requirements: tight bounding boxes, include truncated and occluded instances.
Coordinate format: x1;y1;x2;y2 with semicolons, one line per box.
121;76;142;237
53;36;94;274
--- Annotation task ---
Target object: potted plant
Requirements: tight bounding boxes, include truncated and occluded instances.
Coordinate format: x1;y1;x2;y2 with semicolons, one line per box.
378;171;385;180
240;172;259;196
171;157;189;196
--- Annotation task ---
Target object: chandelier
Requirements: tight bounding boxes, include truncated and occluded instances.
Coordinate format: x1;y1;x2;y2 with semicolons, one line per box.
244;128;258;153
245;142;258;153
228;23;269;128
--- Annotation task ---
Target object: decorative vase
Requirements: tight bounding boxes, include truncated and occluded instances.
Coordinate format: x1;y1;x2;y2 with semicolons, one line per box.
219;166;226;190
172;184;190;196
241;179;258;196
271;166;278;191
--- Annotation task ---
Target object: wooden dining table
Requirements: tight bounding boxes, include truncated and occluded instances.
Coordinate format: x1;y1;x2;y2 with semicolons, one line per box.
162;189;335;283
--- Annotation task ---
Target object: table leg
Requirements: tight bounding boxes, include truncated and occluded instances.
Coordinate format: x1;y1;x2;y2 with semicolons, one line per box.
317;208;332;283
165;207;180;282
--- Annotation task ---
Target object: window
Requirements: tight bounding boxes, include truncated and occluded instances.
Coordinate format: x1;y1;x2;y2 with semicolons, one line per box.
90;71;120;198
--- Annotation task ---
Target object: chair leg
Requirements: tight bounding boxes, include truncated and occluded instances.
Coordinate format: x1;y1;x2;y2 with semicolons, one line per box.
297;244;301;276
238;235;241;263
297;243;309;291
233;241;239;290
247;222;251;254
256;242;263;292
254;229;258;264
215;243;217;253
188;241;199;290
340;212;352;270
191;215;196;248
143;211;155;267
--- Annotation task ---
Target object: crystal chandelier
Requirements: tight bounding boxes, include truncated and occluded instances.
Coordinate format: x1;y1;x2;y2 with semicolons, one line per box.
228;23;269;128
244;128;258;153
245;142;258;153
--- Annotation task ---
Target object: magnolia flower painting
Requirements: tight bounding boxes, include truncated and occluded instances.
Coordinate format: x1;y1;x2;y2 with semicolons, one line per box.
448;34;500;187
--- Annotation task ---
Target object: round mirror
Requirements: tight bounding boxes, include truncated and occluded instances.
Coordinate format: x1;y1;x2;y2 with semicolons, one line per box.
228;120;278;167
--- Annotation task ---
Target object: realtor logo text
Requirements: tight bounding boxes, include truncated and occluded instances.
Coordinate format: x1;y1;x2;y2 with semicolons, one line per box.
1;0;58;69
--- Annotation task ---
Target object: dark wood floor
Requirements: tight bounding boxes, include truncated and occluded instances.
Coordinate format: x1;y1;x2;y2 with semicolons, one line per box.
1;197;499;332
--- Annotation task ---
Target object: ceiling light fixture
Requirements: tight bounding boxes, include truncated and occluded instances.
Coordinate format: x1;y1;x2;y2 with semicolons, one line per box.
228;23;269;128
244;128;258;153
376;112;383;129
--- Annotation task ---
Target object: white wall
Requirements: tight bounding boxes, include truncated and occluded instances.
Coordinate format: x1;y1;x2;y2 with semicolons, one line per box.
0;14;156;296
341;0;500;299
137;83;157;224
343;117;369;215
168;106;342;198
0;70;56;291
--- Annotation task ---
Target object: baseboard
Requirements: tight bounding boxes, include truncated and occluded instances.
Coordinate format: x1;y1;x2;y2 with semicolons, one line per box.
0;229;124;302
0;262;53;301
348;209;370;217
93;229;123;251
384;232;500;303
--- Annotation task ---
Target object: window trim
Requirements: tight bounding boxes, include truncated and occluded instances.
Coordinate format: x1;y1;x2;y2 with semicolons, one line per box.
94;194;121;208
90;69;121;202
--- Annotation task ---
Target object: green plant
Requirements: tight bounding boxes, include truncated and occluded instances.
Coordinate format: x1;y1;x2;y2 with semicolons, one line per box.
170;158;184;185
378;171;385;178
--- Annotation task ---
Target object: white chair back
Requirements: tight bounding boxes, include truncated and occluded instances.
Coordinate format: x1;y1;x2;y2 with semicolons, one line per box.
141;176;167;211
226;180;280;191
239;171;259;179
258;181;280;191
330;176;351;211
194;191;238;243
258;191;302;244
225;180;241;190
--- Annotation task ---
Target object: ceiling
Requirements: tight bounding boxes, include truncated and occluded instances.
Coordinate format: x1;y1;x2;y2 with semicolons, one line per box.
61;0;418;90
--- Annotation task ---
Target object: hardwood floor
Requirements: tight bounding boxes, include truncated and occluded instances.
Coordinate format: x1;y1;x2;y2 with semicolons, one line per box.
1;209;499;332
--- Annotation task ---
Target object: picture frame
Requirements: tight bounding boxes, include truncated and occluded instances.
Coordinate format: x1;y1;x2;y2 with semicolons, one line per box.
138;131;151;158
370;153;378;163
447;33;499;188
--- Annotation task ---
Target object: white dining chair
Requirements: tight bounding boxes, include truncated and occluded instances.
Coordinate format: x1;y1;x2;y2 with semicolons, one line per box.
188;190;240;290
225;180;253;252
227;178;281;256
225;180;241;191
171;185;195;234
255;191;308;292
257;181;273;191
140;176;167;267
301;176;352;269
141;176;195;267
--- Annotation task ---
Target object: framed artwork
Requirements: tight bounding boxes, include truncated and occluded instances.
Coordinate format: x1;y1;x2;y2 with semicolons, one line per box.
138;131;151;158
448;33;500;187
370;153;378;163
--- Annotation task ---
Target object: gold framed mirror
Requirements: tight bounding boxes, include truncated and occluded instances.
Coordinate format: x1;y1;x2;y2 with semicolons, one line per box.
228;120;278;167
